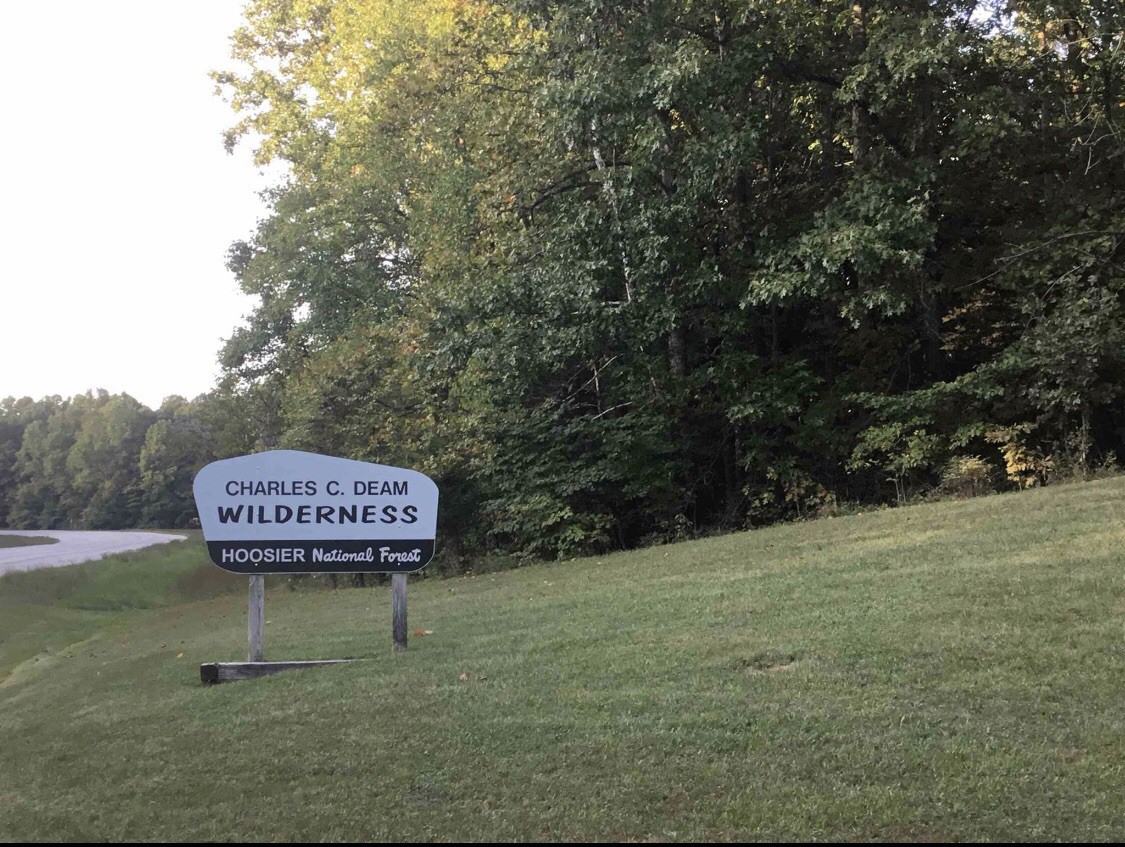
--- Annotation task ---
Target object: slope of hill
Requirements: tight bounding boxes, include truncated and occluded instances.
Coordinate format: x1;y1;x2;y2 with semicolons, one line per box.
1;479;1122;841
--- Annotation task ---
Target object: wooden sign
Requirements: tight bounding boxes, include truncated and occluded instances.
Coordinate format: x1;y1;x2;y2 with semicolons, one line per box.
193;450;439;574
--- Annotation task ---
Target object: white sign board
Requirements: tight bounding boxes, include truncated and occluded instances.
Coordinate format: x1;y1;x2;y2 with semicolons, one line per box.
193;450;438;574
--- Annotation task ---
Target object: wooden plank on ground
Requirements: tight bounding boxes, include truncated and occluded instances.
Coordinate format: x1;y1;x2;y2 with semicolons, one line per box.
200;659;360;685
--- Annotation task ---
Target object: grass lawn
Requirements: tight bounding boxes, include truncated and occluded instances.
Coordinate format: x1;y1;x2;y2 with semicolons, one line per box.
0;531;239;682
0;535;57;549
0;479;1122;841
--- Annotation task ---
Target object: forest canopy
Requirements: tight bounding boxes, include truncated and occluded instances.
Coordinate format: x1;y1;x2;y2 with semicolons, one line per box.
2;1;1122;564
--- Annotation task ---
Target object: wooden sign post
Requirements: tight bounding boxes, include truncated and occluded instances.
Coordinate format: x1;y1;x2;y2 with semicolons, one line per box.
192;450;439;680
392;573;408;652
248;574;266;661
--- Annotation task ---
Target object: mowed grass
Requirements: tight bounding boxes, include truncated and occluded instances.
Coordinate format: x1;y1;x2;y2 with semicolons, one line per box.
0;533;241;680
1;480;1123;841
0;535;56;549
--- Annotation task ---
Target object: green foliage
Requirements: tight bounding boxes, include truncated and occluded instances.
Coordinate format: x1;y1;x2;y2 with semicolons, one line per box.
0;388;265;530
204;0;1124;553
3;0;1123;565
938;455;995;498
138;398;217;527
0;396;58;526
67;394;154;528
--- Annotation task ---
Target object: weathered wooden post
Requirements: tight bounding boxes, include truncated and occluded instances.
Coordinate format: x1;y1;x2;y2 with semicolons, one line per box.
248;574;265;661
392;573;408;652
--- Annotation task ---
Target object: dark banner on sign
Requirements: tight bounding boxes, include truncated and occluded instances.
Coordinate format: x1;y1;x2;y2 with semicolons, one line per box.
206;539;435;574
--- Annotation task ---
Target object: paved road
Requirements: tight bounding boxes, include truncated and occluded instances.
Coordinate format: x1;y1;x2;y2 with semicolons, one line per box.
0;530;187;575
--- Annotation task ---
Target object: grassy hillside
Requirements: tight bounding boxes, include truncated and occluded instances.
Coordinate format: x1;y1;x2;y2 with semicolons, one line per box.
1;480;1122;841
0;531;242;681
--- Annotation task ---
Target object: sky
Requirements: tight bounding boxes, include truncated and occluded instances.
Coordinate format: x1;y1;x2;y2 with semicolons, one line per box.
0;1;276;409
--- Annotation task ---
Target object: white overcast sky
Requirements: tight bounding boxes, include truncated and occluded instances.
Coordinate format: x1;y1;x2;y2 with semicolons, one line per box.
0;1;275;409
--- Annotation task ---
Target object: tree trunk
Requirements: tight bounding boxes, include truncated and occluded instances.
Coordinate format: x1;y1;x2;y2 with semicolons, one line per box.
919;294;945;378
850;2;869;168
669;321;687;377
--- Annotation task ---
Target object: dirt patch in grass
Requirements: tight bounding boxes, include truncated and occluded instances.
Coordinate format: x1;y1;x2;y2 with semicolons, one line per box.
172;560;243;602
737;648;800;674
863;823;958;843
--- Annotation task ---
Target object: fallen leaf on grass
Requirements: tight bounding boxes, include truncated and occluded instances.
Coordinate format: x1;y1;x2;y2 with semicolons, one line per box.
413;629;434;637
175;652;185;659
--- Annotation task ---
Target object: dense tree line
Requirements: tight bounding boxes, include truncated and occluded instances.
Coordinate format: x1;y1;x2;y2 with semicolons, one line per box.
3;2;1122;562
0;390;265;530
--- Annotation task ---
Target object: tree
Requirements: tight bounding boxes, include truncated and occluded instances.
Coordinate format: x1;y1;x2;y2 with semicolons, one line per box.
0;396;60;526
202;0;1124;559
